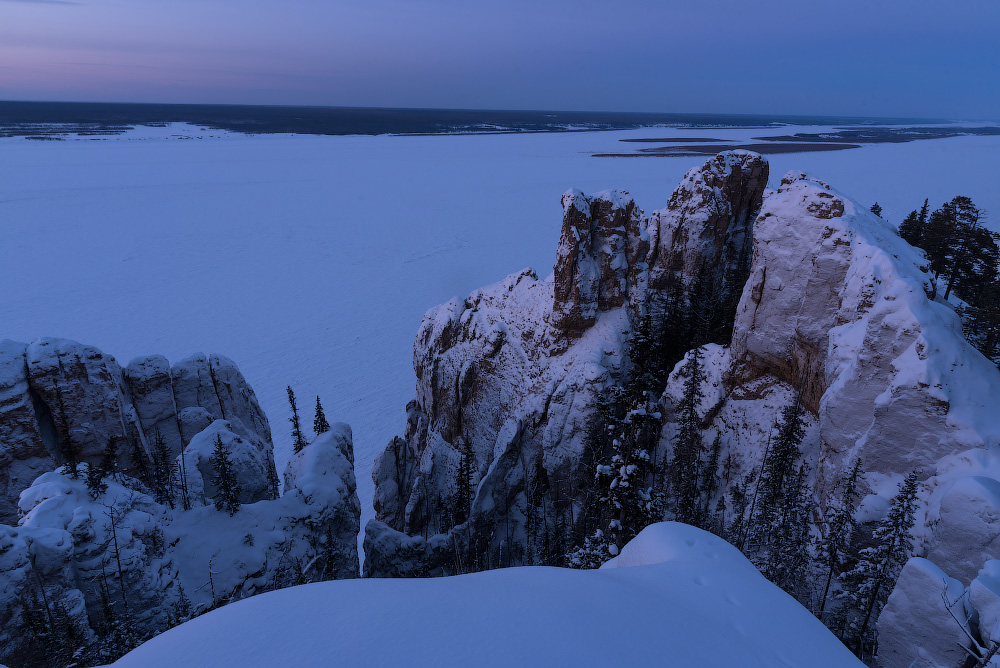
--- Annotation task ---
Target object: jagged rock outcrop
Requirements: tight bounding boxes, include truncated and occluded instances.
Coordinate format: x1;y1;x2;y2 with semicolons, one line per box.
552;190;645;336
365;151;769;577
646;150;766;293
0;422;360;668
365;152;1000;667
0;338;278;523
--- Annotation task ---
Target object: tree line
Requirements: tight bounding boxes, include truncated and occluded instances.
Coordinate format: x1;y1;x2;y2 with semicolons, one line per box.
890;196;1000;365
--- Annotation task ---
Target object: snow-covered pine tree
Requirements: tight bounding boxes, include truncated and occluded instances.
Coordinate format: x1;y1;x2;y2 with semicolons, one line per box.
151;429;175;508
287;386;309;453
670;346;706;525
210;435;241;515
820;458;863;617
752;395;806;539
763;463;815;600
86;463;108;499
454;438;475;525
174;582;192;624
838;471;920;660
313;395;330;435
700;432;723;523
99;436;120;482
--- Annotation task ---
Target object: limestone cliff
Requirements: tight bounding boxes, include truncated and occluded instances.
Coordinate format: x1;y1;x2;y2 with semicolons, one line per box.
365;151;768;576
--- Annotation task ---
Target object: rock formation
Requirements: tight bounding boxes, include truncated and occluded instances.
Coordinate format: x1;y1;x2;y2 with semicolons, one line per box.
0;340;361;668
365;152;1000;667
0;338;278;523
365;151;769;577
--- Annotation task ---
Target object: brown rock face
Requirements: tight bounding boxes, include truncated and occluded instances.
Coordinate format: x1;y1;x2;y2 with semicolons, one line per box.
552;190;645;337
647;151;768;294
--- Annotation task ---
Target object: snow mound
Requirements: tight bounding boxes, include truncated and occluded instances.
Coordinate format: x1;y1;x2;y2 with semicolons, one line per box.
601;521;753;571
113;523;860;668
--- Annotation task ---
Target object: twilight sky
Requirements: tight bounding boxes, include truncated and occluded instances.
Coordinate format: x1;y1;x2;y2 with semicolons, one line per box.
1;0;997;118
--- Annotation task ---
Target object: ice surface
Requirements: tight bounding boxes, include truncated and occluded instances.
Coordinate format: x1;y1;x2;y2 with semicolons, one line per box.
109;522;861;668
2;124;998;560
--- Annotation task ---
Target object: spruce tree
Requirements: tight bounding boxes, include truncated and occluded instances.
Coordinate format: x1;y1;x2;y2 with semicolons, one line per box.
755;396;806;533
962;280;1000;366
287;386;308;453
869;202;883;217
313;395;331;435
99;437;120;482
151;429;175;508
839;471;920;660
820;458;863;616
671;346;706;524
454;438;475;525
86;462;108;499
898;209;924;246
210;435;241;515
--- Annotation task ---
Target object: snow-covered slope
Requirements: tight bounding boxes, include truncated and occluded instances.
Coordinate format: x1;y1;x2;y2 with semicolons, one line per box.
111;522;861;668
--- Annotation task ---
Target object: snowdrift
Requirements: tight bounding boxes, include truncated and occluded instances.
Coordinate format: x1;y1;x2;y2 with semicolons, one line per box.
111;523;861;668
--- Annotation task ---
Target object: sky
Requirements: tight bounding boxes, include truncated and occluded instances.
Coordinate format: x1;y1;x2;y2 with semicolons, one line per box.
1;0;998;119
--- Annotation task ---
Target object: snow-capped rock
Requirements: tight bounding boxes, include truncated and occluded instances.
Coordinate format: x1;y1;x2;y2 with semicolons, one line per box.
0;427;360;666
877;557;971;668
647;150;766;293
925;476;1000;584
0;338;276;524
365;151;769;577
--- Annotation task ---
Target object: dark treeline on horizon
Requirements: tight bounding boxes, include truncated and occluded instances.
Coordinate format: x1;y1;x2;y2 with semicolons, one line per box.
0;100;945;137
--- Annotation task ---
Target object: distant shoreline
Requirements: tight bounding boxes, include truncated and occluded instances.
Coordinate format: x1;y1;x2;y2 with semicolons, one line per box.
0;100;950;139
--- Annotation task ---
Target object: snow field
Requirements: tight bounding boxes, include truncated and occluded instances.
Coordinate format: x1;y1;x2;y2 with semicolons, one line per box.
2;124;998;561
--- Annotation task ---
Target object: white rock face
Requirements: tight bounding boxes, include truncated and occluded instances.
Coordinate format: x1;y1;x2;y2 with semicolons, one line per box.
124;355;185;456
730;173;1000;483
925;476;1000;584
877;558;971;668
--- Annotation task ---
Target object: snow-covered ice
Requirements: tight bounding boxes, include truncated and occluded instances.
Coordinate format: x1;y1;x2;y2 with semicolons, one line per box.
2;123;998;559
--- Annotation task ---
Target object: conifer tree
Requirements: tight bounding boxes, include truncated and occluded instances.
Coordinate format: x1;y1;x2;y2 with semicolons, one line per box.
86;463;108;499
839;471;920;660
150;429;175;508
700;433;723;521
671;347;706;524
99;437;120;482
287;386;308;453
454;438;475;525
173;583;192;625
210;435;241;515
898;209;924;246
869;202;883;217
754;396;806;533
820;458;863;616
313;395;331;435
54;385;80;479
962;280;1000;366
